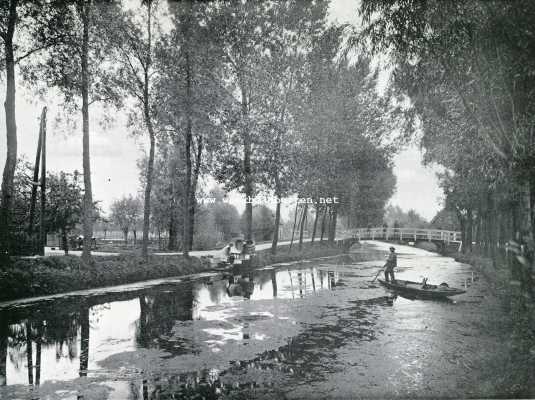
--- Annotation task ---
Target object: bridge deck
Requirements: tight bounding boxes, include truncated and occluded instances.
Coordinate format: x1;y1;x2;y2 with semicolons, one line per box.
350;227;461;244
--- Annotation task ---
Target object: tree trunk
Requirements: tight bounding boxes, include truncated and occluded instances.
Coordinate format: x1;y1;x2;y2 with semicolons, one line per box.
168;155;178;251
188;136;203;252
141;2;155;261
123;229;128;244
289;202;299;251
62;228;69;255
311;206;320;243
511;199;519;237
39;109;47;256
485;190;496;262
28;108;45;239
459;211;466;254
320;206;328;242
81;0;93;263
271;112;284;253
328;203;338;244
141;123;155;259
168;215;178;251
183;60;193;256
529;175;535;242
271;199;281;255
298;203;308;250
497;208;506;252
0;0;18;263
466;208;473;253
180;2;196;256
133;229;137;246
271;171;281;254
241;84;253;242
476;203;483;252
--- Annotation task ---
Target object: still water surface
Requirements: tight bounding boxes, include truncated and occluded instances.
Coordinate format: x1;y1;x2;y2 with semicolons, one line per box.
0;241;504;399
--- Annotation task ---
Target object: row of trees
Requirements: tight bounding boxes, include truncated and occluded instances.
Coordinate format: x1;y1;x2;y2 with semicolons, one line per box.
359;4;534;391
383;205;429;229
1;0;401;264
130;1;400;255
359;0;535;257
108;190;277;250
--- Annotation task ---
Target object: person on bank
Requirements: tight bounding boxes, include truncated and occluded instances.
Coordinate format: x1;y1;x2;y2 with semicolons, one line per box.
384;246;397;282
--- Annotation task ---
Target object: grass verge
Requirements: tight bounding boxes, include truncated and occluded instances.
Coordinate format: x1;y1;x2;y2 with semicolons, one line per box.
454;252;535;398
0;255;203;303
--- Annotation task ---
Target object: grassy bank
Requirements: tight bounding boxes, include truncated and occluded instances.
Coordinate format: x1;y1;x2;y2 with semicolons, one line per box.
0;255;205;303
454;252;535;397
0;240;353;303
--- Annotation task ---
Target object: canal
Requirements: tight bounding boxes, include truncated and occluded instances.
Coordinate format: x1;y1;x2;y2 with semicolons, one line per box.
0;241;506;399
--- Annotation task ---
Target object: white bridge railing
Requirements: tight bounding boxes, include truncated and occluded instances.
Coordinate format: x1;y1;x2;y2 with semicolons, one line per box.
349;227;461;244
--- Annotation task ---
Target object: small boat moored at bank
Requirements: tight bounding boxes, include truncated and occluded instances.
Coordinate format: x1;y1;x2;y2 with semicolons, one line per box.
378;278;466;299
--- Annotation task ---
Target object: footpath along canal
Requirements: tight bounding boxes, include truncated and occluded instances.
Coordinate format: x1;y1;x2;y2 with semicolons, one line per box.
0;241;508;399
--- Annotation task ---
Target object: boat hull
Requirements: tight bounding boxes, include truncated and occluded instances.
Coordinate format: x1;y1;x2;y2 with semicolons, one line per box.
378;279;465;298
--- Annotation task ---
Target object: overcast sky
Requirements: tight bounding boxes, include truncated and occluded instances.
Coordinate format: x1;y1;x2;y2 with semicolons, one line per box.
0;0;443;223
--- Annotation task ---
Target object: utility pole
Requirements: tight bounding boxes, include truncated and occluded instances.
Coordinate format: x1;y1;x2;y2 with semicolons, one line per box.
39;108;47;256
28;107;46;253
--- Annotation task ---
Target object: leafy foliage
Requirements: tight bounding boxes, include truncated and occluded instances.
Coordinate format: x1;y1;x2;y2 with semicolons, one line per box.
110;195;142;243
45;171;84;236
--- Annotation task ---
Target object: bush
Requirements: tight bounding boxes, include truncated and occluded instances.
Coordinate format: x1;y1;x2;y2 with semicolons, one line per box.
193;230;219;250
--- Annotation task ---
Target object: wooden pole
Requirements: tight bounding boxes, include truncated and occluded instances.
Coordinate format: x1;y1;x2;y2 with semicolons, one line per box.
298;203;308;250
28;107;45;241
39;108;47;256
289;202;300;251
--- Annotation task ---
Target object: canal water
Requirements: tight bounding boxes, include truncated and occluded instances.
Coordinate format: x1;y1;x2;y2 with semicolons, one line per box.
0;241;506;399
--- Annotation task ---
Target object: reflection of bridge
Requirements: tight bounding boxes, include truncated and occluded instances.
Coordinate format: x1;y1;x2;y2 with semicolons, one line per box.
349;227;461;245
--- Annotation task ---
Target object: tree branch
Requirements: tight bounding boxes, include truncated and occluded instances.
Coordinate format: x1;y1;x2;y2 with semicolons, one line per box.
14;34;69;64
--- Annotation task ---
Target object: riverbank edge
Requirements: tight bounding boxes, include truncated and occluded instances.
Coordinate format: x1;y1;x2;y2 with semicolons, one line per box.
453;252;535;397
0;240;352;303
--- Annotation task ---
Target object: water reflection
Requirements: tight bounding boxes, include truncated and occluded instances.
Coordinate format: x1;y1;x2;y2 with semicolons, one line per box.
0;263;344;389
103;294;394;400
0;245;483;400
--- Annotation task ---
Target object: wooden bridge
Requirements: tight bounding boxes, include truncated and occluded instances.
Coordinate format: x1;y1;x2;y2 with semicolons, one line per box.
349;227;462;245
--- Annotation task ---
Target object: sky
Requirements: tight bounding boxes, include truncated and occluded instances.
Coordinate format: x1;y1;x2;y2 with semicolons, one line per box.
0;0;443;224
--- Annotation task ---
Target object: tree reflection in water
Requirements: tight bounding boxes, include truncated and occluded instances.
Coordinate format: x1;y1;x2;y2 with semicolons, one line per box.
0;258;349;394
79;304;89;377
0;322;6;386
135;285;195;354
25;322;33;385
225;272;255;299
118;295;394;400
271;269;277;298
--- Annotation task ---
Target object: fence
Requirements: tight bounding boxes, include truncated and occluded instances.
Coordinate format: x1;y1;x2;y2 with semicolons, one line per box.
350;227;462;244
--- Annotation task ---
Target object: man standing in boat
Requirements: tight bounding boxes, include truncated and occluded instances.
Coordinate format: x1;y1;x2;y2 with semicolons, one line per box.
384;246;397;282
